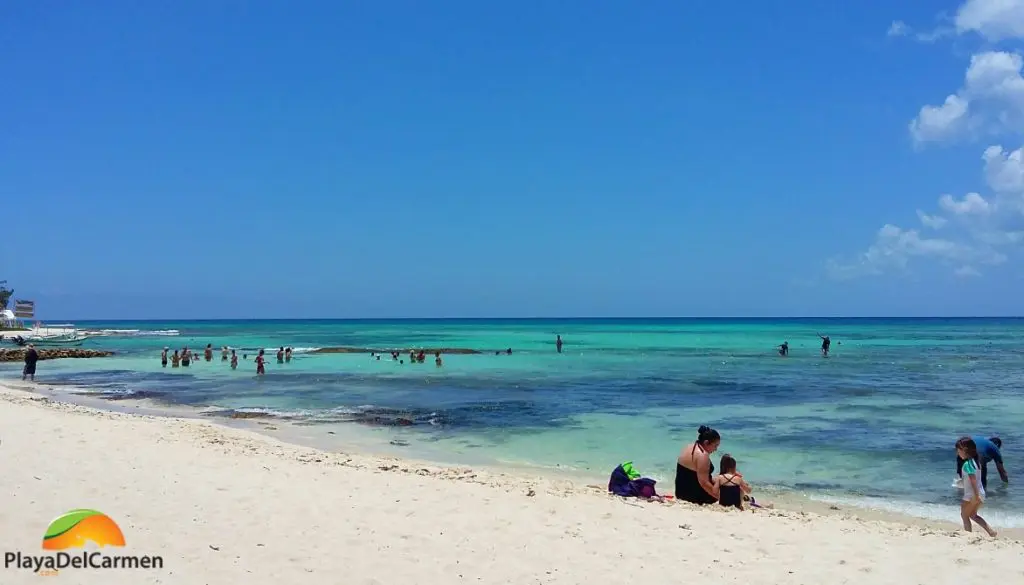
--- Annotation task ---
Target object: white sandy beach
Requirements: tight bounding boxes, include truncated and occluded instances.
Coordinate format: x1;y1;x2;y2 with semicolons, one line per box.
0;382;1020;585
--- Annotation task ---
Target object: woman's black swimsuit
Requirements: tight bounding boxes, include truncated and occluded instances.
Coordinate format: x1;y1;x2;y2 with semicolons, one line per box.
718;475;742;509
675;444;717;504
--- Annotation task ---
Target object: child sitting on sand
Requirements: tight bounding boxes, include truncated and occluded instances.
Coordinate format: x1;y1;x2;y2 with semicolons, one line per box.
714;454;771;510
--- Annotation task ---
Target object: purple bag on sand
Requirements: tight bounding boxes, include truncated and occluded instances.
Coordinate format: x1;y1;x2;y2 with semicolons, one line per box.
608;463;659;498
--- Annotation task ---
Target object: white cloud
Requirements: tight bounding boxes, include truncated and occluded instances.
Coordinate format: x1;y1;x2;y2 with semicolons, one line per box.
888;20;909;37
884;19;954;43
939;192;993;215
910;52;1024;145
954;265;982;277
955;0;1024;41
828;146;1024;279
837;1;1024;280
825;223;1004;280
983;144;1024;192
917;210;948;228
910;95;970;144
894;0;1024;43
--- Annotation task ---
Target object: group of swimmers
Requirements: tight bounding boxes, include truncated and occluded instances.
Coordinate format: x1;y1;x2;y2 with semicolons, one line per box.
160;344;296;375
372;350;444;366
674;426;1009;536
777;334;834;357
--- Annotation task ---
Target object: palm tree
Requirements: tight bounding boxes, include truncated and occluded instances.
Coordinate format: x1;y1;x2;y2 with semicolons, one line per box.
0;280;12;311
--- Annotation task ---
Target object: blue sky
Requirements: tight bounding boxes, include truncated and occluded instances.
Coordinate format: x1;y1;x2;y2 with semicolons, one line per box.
2;0;1024;319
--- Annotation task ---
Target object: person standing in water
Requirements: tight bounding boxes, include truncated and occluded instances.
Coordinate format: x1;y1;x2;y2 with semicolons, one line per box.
276;347;285;364
221;346;229;362
22;344;39;382
204;344;213;362
818;334;831;357
230;349;238;370
255;349;266;376
285;347;292;363
956;436;1008;489
556;335;563;353
778;341;789;357
161;347;169;367
181;347;191;367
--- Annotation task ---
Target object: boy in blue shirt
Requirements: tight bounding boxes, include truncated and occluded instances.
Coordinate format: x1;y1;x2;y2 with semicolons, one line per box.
956;436;1009;489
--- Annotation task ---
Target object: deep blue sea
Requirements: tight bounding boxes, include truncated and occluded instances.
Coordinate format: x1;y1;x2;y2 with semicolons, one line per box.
2;318;1021;526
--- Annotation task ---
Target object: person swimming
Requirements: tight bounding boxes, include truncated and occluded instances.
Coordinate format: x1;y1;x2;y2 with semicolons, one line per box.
675;425;721;504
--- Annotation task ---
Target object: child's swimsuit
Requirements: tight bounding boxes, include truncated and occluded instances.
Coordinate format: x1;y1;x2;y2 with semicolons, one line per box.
961;458;986;502
718;475;743;509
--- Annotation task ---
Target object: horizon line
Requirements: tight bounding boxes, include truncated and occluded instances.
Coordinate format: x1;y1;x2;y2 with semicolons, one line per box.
34;315;1024;322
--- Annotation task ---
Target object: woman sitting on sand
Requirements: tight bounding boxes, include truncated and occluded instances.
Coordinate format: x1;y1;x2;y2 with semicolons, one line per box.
675;425;721;504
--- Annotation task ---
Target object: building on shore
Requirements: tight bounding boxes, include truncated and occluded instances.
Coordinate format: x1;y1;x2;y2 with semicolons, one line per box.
1;309;18;329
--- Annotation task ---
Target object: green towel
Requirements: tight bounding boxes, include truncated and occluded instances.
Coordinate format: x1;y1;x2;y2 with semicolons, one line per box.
621;461;641;480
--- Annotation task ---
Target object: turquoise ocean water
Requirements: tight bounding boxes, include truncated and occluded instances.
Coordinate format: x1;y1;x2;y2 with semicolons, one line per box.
2;318;1022;526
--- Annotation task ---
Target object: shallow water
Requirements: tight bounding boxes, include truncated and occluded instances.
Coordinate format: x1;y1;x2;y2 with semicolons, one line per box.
2;318;1022;527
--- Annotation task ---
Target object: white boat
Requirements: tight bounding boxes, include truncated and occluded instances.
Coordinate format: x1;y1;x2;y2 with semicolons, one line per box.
13;323;91;346
24;334;90;346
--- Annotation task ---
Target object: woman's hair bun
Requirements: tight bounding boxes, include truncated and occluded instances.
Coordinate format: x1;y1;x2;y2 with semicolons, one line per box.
697;425;721;444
